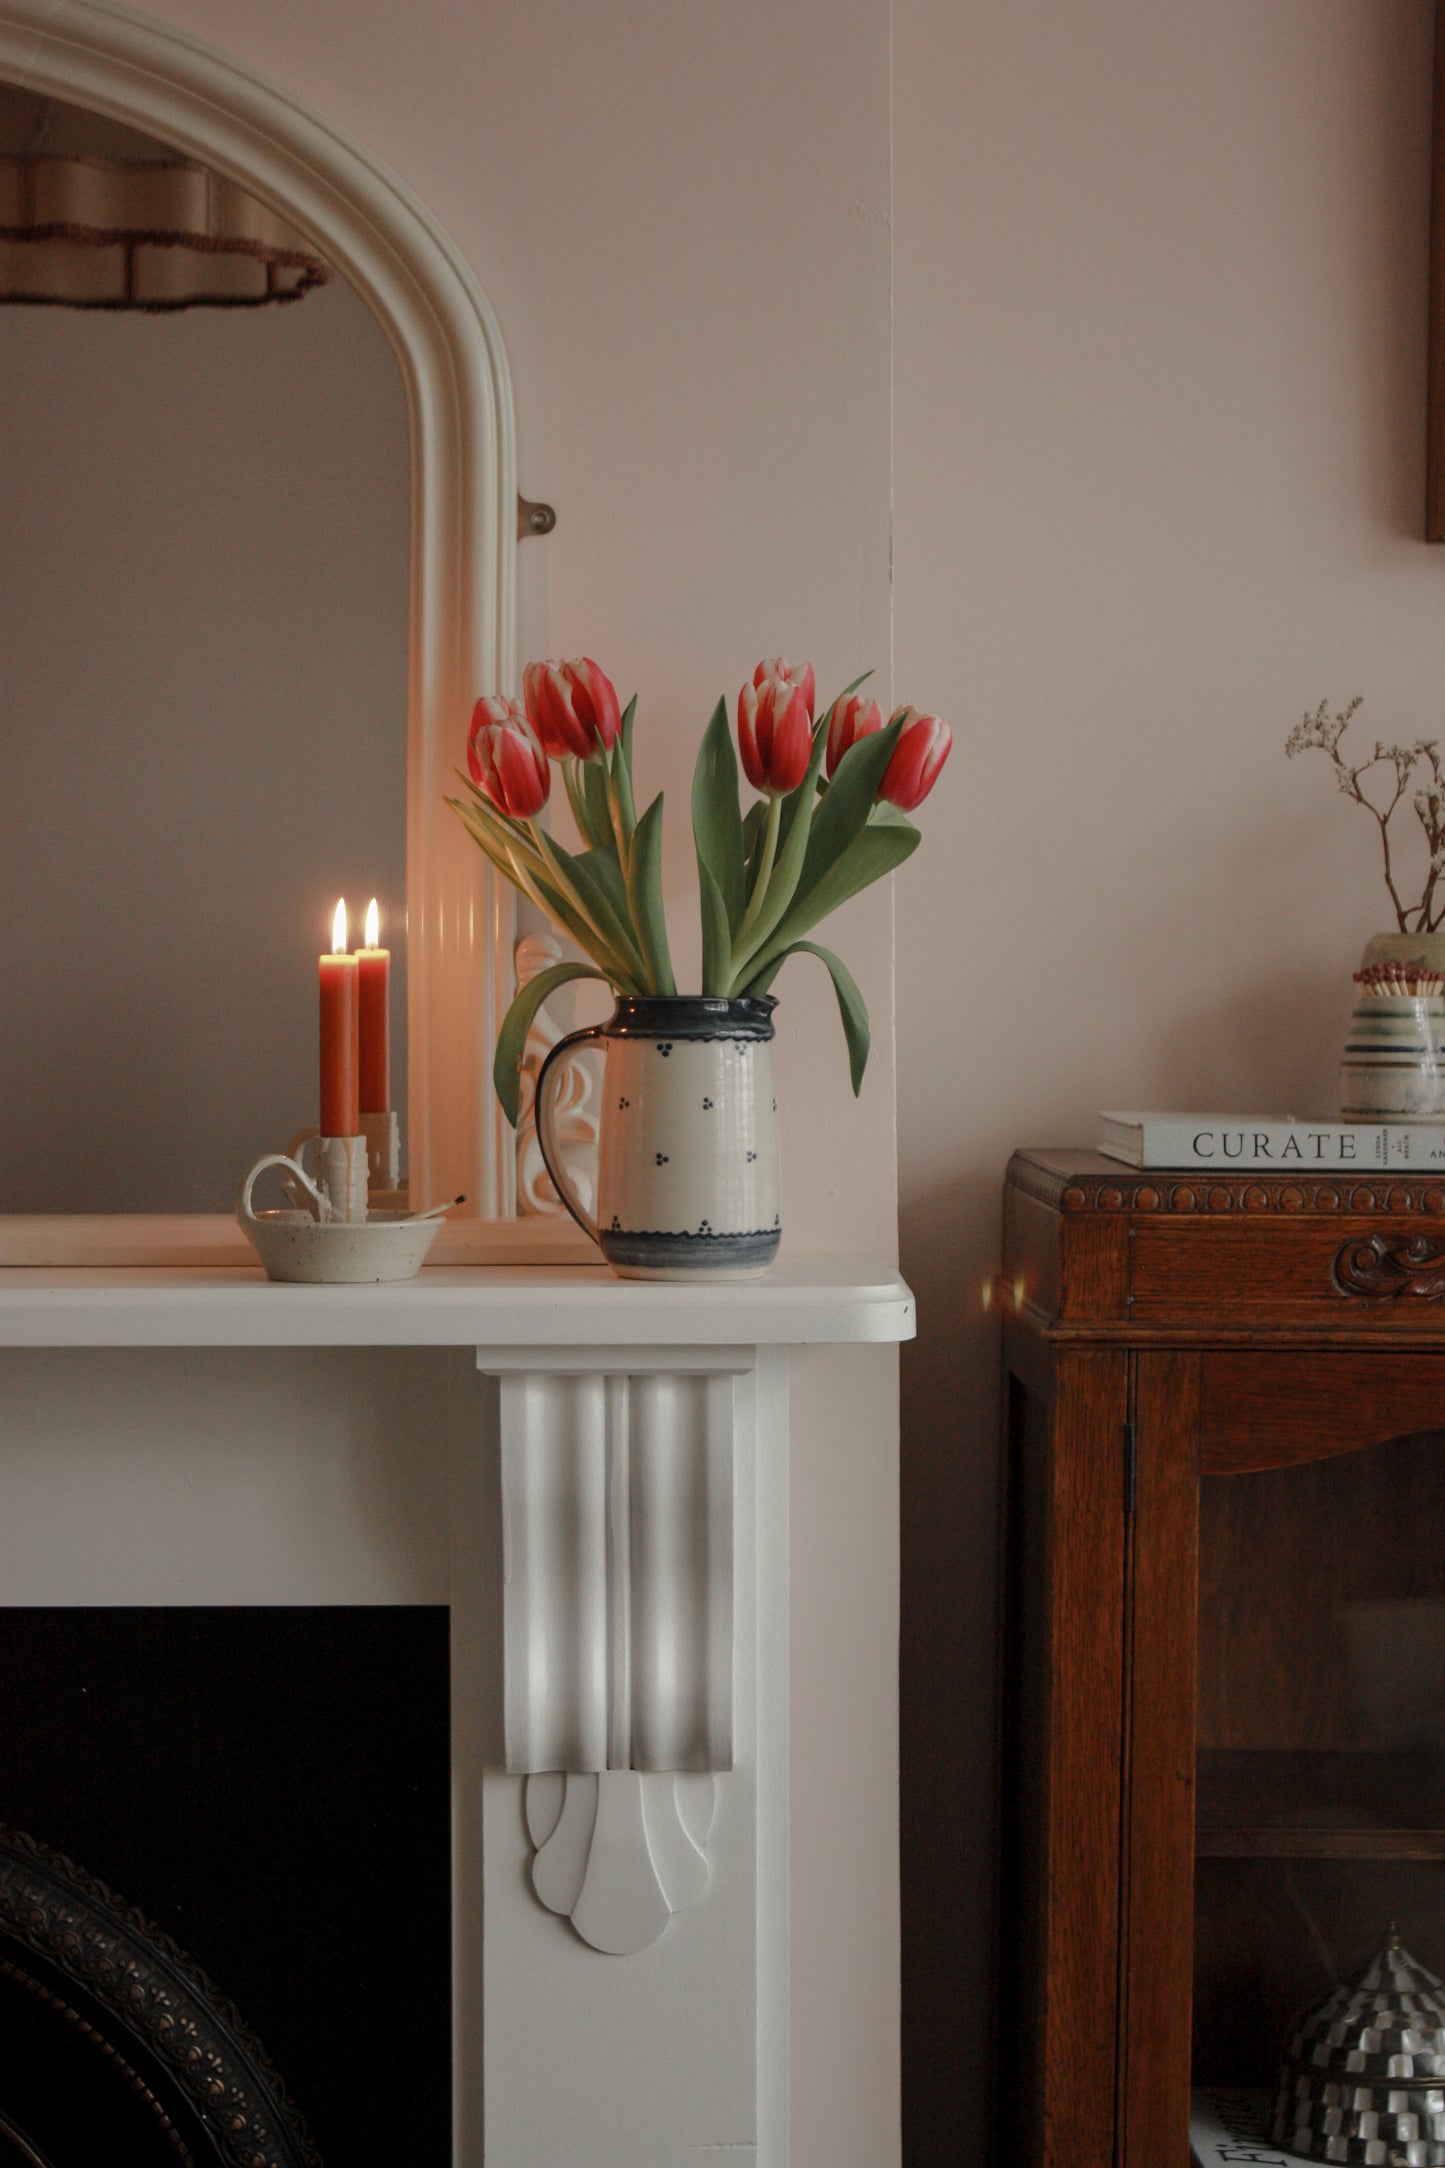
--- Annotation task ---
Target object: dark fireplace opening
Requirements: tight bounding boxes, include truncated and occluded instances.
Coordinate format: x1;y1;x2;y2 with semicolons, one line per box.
0;1608;452;2167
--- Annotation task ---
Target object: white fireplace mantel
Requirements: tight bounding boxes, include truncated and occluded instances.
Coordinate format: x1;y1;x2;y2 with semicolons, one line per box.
0;1257;912;1349
0;1258;911;2167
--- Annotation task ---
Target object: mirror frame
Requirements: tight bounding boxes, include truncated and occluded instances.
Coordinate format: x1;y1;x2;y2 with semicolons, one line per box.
0;0;587;1264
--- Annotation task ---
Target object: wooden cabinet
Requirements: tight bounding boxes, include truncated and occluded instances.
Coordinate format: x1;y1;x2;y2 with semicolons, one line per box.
999;1150;1445;2166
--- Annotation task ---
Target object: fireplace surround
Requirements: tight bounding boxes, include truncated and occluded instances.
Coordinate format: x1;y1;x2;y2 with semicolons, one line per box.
0;1264;912;2163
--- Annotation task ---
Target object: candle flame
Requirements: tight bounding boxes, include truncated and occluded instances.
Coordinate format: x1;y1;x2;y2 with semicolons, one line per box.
331;897;348;954
365;896;380;948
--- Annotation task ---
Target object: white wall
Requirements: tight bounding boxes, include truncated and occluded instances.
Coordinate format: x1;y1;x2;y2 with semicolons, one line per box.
4;6;905;2163
0;278;408;1210
894;1;1440;2153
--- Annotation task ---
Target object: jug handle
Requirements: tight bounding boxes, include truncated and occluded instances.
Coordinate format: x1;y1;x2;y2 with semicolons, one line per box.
534;1025;605;1247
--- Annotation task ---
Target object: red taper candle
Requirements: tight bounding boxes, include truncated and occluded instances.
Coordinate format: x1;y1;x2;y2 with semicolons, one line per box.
357;895;391;1114
320;897;360;1136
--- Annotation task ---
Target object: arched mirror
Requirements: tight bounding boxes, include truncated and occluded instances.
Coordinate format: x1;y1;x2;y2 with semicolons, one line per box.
0;86;410;1216
0;0;541;1257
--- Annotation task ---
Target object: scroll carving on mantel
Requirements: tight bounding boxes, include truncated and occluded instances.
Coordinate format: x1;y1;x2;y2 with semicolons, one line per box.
483;1356;738;1953
514;932;600;1217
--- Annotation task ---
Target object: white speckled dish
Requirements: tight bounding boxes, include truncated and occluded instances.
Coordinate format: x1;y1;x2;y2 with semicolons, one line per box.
238;1207;442;1284
237;1154;441;1283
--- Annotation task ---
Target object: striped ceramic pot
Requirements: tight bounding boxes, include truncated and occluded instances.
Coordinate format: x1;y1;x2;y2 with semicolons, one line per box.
535;996;781;1279
1340;936;1445;1119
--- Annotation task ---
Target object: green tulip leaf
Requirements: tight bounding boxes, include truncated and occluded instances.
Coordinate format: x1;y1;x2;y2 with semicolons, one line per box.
609;735;637;849
620;693;637;780
747;940;871;1096
794;712;906;896
534;825;646;980
447;795;517;880
744;819;920;984
493;961;613;1126
698;858;733;997
742;798;769;883
692;696;746;933
627;792;677;995
583;757;614;854
449;792;638;981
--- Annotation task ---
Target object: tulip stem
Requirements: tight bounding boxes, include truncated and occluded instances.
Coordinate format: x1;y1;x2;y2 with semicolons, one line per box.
736;792;782;947
604;747;633;873
561;759;594;848
505;834;645;993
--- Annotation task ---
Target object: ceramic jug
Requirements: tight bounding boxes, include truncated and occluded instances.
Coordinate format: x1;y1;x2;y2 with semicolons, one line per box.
535;995;781;1279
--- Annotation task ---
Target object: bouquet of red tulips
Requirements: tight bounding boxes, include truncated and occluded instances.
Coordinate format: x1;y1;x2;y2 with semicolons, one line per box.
447;656;951;1121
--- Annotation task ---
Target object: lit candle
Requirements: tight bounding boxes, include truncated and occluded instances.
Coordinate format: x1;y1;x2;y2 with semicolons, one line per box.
320;896;360;1137
357;895;391;1114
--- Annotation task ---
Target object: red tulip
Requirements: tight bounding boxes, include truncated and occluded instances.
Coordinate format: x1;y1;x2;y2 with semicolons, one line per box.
826;690;884;778
752;656;816;722
522;657;622;761
879;706;952;811
468;694;551;818
738;671;814;796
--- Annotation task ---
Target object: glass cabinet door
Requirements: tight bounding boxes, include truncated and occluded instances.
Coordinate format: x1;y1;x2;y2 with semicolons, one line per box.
1192;1430;1445;2162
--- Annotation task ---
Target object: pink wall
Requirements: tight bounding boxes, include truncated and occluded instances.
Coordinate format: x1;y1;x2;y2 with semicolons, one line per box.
894;1;1440;2153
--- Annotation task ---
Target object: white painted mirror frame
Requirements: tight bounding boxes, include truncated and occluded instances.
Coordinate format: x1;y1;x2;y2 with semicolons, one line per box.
0;0;581;1263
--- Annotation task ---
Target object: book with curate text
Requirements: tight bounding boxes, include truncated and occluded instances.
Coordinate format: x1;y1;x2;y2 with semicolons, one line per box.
1099;1111;1445;1171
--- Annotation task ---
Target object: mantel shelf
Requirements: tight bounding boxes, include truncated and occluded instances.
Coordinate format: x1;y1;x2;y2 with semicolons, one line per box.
0;1258;913;1350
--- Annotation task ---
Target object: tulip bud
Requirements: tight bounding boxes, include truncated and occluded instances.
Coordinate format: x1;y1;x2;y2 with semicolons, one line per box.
523;656;622;761
878;706;952;811
752;656;816;722
738;672;814;796
826;690;885;778
468;694;551;818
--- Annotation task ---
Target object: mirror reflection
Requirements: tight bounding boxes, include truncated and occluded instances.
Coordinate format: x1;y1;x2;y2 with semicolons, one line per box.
0;89;408;1212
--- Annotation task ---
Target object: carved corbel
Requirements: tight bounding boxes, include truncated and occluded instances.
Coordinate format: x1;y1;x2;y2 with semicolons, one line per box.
480;1353;740;1954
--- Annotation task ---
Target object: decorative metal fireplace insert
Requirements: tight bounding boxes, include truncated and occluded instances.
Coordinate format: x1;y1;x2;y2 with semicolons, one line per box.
0;1826;318;2167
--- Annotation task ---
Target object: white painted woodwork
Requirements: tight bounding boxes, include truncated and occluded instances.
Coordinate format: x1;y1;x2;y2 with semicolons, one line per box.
0;1272;910;2161
0;1260;914;1346
525;1770;716;1954
492;1360;735;1777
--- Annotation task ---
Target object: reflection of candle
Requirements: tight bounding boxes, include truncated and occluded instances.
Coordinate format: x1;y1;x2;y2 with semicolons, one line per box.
320;897;360;1137
357;895;391;1114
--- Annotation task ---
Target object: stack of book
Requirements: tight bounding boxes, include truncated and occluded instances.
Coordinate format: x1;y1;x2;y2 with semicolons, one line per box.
1099;1112;1445;1171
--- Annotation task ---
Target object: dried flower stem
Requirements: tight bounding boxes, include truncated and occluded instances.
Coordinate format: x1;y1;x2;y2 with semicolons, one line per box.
1286;698;1445;934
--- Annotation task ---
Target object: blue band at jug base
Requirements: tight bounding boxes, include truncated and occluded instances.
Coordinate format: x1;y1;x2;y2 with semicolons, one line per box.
599;1226;782;1272
604;996;777;1042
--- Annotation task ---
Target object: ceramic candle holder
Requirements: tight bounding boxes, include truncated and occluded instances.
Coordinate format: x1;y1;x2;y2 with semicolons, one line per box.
236;1152;442;1284
362;1108;401;1192
286;1128;371;1222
